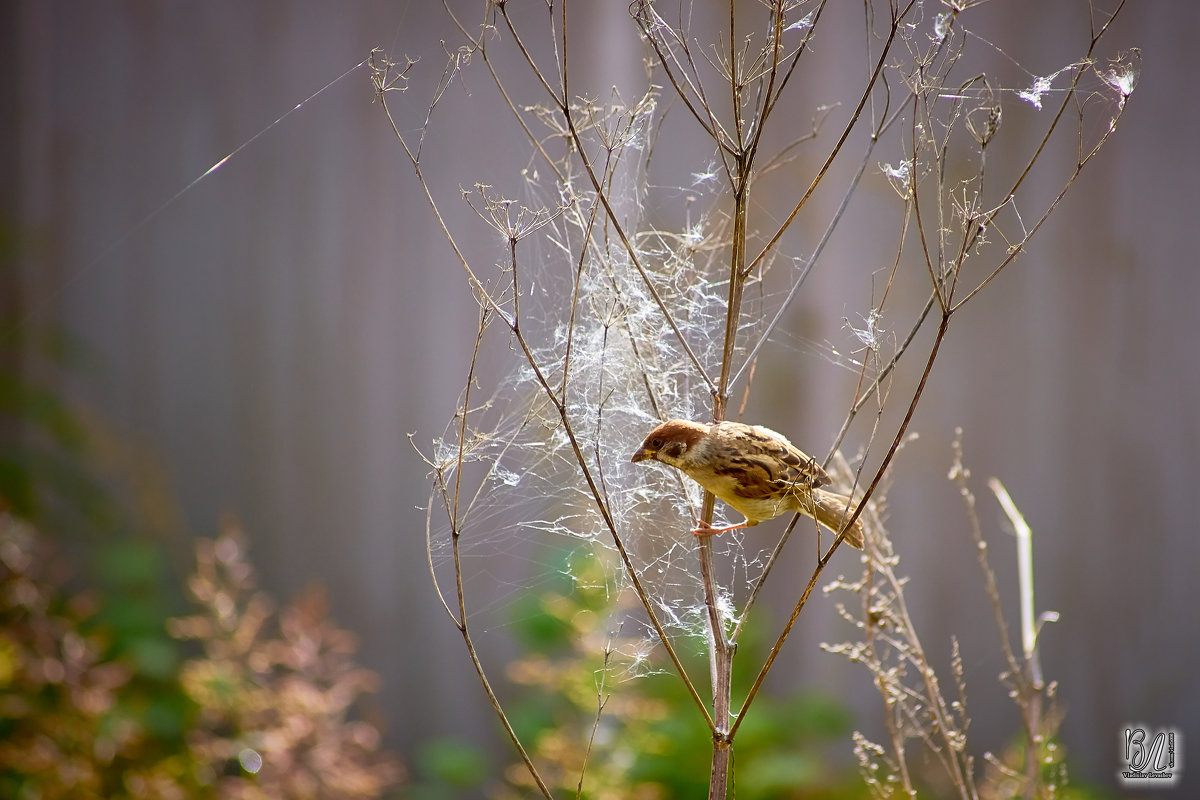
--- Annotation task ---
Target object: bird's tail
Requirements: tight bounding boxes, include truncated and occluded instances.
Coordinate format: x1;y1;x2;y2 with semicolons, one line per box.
811;489;865;549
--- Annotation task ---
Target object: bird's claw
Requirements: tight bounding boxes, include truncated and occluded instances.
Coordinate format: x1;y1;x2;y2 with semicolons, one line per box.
690;519;747;538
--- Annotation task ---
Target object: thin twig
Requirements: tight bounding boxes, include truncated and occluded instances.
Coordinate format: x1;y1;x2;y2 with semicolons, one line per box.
440;307;553;798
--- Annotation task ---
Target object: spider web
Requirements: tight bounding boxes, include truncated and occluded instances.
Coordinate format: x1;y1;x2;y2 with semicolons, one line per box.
418;197;767;672
416;102;867;676
413;0;1139;679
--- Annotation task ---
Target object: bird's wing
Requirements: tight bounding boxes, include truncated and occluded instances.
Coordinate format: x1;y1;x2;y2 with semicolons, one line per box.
725;433;831;501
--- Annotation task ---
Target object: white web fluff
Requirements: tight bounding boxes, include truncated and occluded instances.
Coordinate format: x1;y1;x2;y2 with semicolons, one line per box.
418;103;791;670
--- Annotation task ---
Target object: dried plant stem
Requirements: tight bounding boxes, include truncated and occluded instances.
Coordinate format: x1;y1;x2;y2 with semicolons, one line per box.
577;644;614;799
990;480;1041;686
698;539;734;798
700;70;753;800
743;0;915;277
729;513;802;645
438;310;554;799
955;0;1131;309
388;0;1135;795
991;477;1051;799
951;436;1062;799
378;54;716;742
826;290;937;460
501;3;718;397
734;309;950;740
500;245;715;730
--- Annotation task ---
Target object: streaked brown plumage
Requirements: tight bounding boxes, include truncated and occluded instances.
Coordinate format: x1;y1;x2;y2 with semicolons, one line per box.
630;419;865;549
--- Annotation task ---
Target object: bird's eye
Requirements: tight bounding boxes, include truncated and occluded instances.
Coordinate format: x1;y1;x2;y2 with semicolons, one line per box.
650;437;662;448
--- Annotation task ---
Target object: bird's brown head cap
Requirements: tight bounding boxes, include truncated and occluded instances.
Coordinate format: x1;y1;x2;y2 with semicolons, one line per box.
630;419;707;463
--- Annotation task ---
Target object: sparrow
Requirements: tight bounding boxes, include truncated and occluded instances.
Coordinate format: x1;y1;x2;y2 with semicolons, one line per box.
630;419;865;549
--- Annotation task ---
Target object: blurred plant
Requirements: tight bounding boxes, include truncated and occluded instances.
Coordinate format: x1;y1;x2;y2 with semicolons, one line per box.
821;434;1095;800
498;547;868;800
167;521;405;799
0;511;136;799
0;326;119;535
3;227;404;798
0;511;403;798
0;267;199;766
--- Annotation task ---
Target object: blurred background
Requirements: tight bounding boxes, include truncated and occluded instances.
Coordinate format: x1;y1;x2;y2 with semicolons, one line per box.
3;1;1195;797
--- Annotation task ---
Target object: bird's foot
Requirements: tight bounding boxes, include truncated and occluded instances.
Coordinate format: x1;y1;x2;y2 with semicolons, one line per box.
691;519;748;538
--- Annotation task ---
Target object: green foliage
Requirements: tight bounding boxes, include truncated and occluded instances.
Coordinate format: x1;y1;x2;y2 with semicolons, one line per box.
0;513;176;799
0;333;208;780
412;738;493;795
490;547;870;799
1;305;194;751
0;374;102;525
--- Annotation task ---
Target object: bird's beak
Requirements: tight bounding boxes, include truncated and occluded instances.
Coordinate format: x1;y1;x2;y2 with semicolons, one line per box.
631;446;653;463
